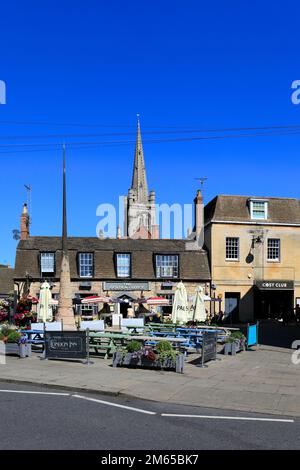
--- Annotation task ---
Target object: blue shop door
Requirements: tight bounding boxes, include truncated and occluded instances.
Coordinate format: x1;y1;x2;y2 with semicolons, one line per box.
225;293;240;323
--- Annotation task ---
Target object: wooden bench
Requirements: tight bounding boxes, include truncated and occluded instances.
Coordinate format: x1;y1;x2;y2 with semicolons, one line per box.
89;332;130;359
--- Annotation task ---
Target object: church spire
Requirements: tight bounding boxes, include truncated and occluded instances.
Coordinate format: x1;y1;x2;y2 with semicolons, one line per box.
131;115;148;203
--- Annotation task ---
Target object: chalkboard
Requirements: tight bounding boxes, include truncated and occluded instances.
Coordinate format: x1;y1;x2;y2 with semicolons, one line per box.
44;331;87;360
201;331;217;365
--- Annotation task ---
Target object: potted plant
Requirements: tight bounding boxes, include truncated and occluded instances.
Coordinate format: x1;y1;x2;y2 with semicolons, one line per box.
0;325;31;358
113;340;184;373
223;331;246;355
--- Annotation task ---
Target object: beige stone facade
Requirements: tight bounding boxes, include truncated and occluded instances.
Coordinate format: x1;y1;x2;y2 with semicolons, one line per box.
205;195;300;322
26;279;210;317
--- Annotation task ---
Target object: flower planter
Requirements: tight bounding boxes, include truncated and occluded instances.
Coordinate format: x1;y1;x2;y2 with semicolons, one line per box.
113;351;184;373
4;343;32;358
223;340;245;356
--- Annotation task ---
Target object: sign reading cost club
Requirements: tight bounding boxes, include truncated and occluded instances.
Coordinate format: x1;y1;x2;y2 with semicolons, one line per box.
255;280;294;290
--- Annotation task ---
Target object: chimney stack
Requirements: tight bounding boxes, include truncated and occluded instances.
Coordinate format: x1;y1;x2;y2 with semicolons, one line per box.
117;225;121;239
20;203;30;240
194;189;203;238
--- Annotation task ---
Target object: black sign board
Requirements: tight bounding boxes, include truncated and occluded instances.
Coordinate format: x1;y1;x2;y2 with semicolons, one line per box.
44;331;87;360
201;331;217;366
255;280;294;291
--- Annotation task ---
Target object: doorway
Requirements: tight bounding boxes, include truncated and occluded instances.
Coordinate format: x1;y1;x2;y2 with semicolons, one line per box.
225;292;240;323
118;294;135;318
254;289;293;319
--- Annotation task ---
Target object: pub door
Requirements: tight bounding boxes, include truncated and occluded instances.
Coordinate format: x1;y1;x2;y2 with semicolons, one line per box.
225;292;240;323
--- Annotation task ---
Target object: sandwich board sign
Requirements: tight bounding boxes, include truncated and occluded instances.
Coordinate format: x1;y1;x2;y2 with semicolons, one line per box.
44;331;88;361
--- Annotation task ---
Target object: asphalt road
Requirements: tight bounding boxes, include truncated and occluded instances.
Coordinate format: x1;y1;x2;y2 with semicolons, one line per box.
0;381;298;450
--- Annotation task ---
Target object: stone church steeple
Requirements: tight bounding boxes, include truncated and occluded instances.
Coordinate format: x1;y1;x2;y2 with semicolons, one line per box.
124;117;159;239
131;117;148;203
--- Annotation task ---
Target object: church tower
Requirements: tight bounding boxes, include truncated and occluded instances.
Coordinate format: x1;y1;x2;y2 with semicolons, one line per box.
124;117;159;239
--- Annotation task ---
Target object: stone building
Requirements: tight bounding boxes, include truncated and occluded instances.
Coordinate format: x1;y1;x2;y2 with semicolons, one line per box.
13;135;210;318
204;195;300;322
14;236;210;317
123;118;159;239
0;264;14;298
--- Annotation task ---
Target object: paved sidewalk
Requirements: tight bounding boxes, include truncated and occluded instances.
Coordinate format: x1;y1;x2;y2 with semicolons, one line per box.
1;346;300;417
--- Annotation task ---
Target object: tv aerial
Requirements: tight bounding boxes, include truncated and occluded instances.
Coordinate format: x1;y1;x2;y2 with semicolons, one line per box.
195;177;208;192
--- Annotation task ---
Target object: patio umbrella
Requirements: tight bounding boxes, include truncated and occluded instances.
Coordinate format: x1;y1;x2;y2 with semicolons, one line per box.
139;296;170;306
81;295;111;304
38;281;53;322
27;295;39;304
193;286;207;322
172;281;189;324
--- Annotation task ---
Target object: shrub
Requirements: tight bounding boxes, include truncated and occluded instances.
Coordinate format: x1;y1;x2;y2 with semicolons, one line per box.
155;340;173;353
126;340;142;353
156;340;177;363
226;331;246;344
7;331;22;343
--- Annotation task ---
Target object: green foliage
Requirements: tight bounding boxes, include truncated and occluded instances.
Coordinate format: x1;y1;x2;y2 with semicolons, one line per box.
155;340;173;353
156;340;177;363
226;331;246;344
126;340;142;353
7;331;21;343
0;324;11;337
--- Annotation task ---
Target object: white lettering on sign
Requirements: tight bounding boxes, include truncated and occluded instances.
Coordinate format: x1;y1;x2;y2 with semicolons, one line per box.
262;282;288;289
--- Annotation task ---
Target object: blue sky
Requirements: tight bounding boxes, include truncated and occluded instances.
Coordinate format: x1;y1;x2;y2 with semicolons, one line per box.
1;0;300;265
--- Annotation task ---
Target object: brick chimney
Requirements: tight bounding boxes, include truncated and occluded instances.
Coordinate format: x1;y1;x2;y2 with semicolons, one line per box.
20;203;30;240
194;189;203;238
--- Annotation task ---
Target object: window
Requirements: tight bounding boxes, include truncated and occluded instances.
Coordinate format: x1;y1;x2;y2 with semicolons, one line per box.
250;200;268;219
226;237;239;260
79;253;93;277
40;252;55;276
116;254;131;278
156;255;179;278
267;239;280;261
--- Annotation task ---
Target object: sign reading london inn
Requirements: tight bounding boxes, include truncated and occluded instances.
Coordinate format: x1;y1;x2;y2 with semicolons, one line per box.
103;281;151;291
255;280;294;291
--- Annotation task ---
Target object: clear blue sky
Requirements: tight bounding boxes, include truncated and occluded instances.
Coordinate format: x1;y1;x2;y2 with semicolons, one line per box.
1;0;300;266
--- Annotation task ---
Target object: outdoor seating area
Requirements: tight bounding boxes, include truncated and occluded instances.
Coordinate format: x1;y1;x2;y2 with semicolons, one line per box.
9;317;257;372
0;279;258;369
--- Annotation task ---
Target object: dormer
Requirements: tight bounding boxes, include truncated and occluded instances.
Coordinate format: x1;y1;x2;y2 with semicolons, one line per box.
248;198;269;220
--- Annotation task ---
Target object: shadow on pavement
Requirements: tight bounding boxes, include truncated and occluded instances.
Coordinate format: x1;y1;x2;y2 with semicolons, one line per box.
223;320;300;349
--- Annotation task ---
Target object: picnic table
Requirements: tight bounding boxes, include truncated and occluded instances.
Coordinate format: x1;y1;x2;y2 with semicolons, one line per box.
129;335;187;348
124;325;144;334
89;332;131;359
147;323;176;332
21;330;45;348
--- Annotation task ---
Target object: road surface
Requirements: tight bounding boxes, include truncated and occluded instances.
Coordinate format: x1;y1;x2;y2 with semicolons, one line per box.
0;381;298;450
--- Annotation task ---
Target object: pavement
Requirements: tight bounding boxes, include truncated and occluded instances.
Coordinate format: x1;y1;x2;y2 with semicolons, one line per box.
0;381;298;450
1;342;300;418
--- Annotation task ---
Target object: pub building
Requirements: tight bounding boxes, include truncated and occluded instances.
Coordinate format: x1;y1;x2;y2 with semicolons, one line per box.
13;121;211;318
0;264;14;299
204;195;300;322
